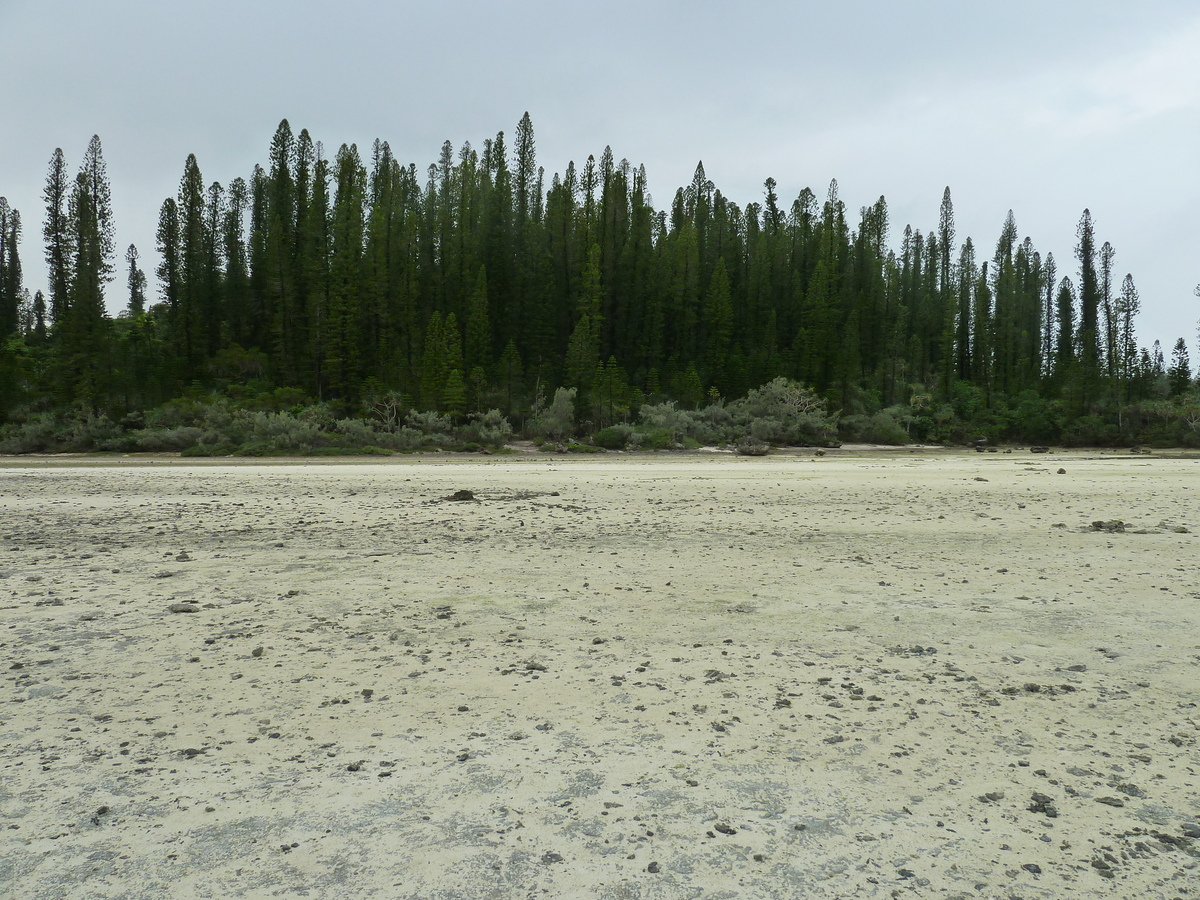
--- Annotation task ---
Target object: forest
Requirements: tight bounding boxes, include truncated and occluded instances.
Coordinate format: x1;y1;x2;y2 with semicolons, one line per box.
1;113;1198;455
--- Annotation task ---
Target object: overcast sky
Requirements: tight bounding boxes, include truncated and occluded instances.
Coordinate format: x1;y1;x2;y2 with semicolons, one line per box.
3;0;1198;355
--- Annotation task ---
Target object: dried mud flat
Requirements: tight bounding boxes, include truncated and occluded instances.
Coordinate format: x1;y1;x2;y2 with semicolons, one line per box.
2;450;1199;900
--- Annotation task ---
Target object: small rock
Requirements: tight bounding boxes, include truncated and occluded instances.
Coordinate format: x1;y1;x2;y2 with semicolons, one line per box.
541;851;564;864
168;602;199;614
251;646;264;658
446;490;475;502
1057;468;1066;474
646;862;661;874
1096;797;1125;807
714;822;737;835
1022;863;1042;875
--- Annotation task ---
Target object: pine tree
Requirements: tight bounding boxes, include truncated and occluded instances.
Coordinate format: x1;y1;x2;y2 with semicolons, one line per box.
1167;338;1191;397
325;143;366;398
66;135;116;408
465;266;491;373
1075;209;1101;403
0;199;22;337
42;148;74;326
125;244;146;316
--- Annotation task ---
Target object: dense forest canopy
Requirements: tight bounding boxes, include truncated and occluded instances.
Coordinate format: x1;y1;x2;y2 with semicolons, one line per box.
1;114;1198;452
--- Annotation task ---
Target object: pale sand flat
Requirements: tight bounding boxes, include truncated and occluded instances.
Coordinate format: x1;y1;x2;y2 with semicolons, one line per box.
1;451;1198;898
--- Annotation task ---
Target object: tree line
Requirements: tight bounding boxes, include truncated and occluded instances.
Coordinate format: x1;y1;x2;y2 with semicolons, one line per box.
2;114;1198;449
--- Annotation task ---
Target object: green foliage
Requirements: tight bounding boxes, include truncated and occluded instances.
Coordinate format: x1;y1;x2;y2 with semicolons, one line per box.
3;116;1189;448
593;424;634;449
534;387;576;441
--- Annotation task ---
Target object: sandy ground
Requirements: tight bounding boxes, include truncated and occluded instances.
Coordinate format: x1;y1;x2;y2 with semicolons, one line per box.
1;448;1199;900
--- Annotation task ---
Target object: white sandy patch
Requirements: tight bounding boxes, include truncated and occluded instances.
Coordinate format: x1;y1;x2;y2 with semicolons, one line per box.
1;451;1198;898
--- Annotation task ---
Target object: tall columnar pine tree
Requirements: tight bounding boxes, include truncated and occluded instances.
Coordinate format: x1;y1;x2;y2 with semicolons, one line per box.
42;148;74;326
0;198;22;337
65;136;116;408
1075;209;1101;405
324;143;366;399
1167;338;1191;397
125;244;146;316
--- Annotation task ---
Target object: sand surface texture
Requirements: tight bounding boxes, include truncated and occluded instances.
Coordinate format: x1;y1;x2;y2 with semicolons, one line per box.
2;451;1199;899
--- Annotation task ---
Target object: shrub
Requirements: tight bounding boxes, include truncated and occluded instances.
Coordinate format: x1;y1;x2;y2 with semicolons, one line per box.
727;378;837;445
593;424;634;449
533;387;576;441
459;409;513;448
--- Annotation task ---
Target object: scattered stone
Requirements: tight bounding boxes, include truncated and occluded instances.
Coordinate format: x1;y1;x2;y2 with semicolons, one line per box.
646;862;661;873
523;660;547;672
1090;520;1127;533
251;646;264;658
446;490;476;502
736;437;769;457
1028;792;1057;817
1066;664;1087;672
361;688;373;699
168;603;200;614
1096;797;1125;807
1057;468;1066;474
541;851;564;864
1030;446;1050;453
181;748;205;759
713;822;737;835
1022;863;1042;875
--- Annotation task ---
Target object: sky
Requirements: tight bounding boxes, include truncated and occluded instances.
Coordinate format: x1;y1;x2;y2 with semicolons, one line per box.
3;0;1198;356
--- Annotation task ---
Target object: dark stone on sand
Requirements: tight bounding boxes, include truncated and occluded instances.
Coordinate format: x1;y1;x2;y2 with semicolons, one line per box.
168;602;199;613
646;862;661;873
1096;797;1125;807
1057;467;1066;474
714;822;737;835
251;646;264;657
447;490;476;502
1028;792;1057;816
1030;446;1050;453
1022;863;1042;875
541;852;564;864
